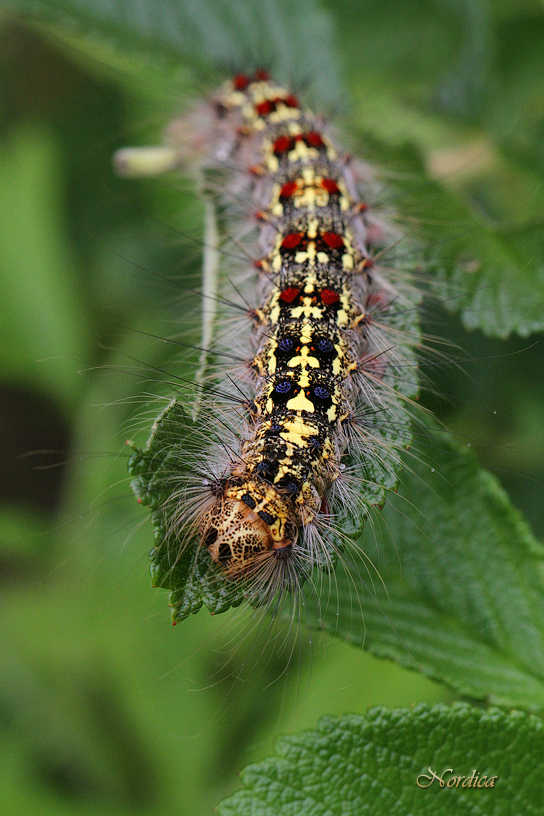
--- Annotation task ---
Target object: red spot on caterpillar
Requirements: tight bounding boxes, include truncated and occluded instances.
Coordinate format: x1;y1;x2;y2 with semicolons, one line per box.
305;131;325;148
280;181;298;199
361;258;374;270
233;74;249;91
254;69;270;81
320;288;340;305
281;232;303;250
322;232;344;249
256;100;274;116
321;178;340;195
356;202;368;213
280;287;301;303
273;135;293;155
284;94;299;108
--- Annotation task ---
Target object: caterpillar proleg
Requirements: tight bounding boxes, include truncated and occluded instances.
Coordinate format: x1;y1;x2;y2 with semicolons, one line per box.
122;71;427;624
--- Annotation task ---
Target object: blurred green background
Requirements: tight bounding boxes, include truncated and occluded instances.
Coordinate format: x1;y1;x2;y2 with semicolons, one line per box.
1;1;544;813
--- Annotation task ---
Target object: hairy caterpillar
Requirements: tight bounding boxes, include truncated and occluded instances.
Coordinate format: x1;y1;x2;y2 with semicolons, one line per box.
121;70;424;624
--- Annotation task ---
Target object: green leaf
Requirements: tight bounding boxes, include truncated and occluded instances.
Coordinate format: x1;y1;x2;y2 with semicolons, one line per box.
218;703;544;816
307;422;544;711
7;0;342;108
433;220;544;339
350;135;544;339
329;0;544;338
12;0;544;340
131;401;544;711
128;398;246;620
0;125;90;411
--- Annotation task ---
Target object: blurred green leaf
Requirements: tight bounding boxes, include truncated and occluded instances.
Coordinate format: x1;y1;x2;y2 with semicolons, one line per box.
365;139;544;338
328;0;544;338
6;0;342;107
306;421;544;711
219;704;544;816
0;125;89;410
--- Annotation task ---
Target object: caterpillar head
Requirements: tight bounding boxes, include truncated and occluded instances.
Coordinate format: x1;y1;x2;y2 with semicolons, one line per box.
200;477;299;579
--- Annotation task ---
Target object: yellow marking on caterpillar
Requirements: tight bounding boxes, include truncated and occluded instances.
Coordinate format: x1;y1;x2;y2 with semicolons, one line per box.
271;253;282;273
279;417;318;445
327;404;338;422
289;304;325;320
266;349;277;374
332;348;344;376
269;108;301;125
286;390;315;413
308;218;319;238
287;346;320;369
269;304;281;325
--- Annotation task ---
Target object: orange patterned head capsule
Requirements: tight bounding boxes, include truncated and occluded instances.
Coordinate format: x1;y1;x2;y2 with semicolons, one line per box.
201;478;299;579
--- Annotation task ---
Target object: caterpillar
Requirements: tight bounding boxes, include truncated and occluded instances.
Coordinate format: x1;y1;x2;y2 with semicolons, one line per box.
122;70;421;624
